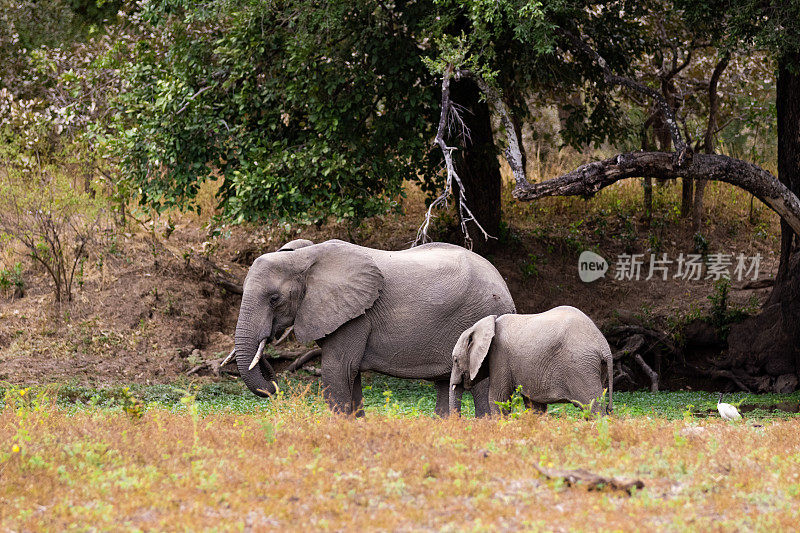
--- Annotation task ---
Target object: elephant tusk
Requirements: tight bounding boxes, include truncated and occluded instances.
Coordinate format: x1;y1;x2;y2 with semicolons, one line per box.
273;326;294;346
452;384;457;390
255;382;280;397
220;348;236;367
249;339;268;371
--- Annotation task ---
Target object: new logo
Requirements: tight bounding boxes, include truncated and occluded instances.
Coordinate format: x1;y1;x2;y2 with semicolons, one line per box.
578;251;608;283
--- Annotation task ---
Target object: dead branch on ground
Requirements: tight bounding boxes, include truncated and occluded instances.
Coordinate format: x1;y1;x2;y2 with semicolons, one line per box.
285;348;323;373
533;464;645;494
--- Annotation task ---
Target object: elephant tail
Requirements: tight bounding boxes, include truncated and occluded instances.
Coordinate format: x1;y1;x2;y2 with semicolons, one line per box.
603;344;614;414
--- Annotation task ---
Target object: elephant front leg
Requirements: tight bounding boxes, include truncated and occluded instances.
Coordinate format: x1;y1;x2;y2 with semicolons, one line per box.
318;319;369;416
321;357;361;416
471;378;492;418
434;380;452;417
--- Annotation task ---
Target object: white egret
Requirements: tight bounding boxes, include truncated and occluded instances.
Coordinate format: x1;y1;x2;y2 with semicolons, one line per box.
717;393;742;421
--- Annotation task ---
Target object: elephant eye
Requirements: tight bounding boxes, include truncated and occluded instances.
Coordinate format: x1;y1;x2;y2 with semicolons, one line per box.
269;294;280;305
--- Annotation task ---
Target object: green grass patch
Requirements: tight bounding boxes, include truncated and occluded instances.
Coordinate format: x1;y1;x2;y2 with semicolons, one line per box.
3;377;799;420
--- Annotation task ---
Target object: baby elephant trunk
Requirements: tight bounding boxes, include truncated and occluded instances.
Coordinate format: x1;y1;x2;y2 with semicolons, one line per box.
449;366;464;415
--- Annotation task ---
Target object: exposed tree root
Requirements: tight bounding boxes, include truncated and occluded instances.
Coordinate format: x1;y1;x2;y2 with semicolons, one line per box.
634;354;659;392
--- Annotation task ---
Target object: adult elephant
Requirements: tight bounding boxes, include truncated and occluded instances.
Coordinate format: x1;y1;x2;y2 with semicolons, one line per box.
233;239;515;416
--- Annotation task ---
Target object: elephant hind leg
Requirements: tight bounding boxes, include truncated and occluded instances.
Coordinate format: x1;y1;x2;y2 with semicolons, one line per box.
523;397;548;414
352;372;365;418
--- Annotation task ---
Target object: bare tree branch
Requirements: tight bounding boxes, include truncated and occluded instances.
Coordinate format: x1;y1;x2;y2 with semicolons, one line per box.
414;66;493;248
694;54;730;231
663;46;694;80
512;151;800;235
455;69;527;190
285;348;323;373
703;56;730;154
561;30;689;161
176;86;212;115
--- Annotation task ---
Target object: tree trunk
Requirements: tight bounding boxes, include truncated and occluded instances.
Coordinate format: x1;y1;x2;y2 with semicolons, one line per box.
511;113;528;176
693;56;729;233
652;106;672;191
681;179;694;219
726;51;800;392
450;78;502;254
640;120;654;225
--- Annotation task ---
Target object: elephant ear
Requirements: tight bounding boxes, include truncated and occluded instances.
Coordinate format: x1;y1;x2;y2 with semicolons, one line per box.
294;241;384;342
278;238;314;252
464;315;496;382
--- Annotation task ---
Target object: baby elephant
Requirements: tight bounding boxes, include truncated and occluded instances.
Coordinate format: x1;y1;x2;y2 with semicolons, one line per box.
449;306;613;416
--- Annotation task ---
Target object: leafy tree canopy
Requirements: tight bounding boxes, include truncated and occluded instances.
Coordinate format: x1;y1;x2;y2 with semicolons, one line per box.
676;0;800;58
113;0;648;224
114;0;442;223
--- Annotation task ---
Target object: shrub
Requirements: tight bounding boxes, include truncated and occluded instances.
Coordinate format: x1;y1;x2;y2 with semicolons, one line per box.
0;262;25;298
0;163;107;303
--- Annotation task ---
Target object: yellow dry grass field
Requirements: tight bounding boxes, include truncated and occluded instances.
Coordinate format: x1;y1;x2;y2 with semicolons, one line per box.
2;389;799;531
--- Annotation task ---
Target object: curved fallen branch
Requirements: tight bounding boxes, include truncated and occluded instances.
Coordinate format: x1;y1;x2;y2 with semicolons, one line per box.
605;324;679;357
513;151;800;235
533;464;644;494
284;348;323;373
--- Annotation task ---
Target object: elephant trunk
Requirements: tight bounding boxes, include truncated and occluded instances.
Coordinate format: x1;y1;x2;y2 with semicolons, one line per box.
449;366;464;416
235;301;278;398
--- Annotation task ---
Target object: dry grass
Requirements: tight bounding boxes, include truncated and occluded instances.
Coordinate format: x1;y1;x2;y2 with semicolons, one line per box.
2;388;799;531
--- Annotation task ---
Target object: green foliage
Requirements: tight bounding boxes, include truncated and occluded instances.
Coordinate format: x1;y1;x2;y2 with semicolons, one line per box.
0;164;108;302
707;278;731;326
4;381;799;421
693;232;709;257
0;0;77;98
519;253;541;279
677;0;800;58
120;387;144;420
495;386;528;418
497;220;522;247
113;0;441;224
110;0;656;224
0;1;131;224
707;278;751;336
0;262;25;297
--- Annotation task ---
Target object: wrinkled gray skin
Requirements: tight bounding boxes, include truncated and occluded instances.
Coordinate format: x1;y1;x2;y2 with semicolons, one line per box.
235;239;515;416
449;306;613;416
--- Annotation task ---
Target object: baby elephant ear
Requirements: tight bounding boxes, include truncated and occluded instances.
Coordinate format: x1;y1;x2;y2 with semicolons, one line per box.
467;315;497;382
278;239;314;252
294;241;384;342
